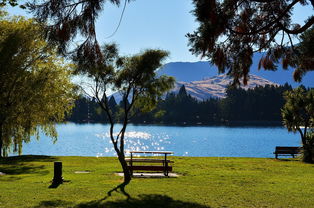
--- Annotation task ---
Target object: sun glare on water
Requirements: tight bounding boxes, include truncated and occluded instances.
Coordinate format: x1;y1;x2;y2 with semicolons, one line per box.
95;131;171;157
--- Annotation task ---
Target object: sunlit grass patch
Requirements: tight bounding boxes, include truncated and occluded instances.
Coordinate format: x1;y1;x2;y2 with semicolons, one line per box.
0;156;313;208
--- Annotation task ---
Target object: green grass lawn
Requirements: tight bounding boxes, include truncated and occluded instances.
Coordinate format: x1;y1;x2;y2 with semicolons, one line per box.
0;156;314;208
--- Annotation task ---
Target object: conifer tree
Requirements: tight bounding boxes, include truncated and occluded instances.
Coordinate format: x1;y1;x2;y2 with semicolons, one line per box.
188;0;314;85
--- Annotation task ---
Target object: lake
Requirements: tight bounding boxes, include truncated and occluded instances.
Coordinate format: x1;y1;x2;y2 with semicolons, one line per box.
16;123;300;158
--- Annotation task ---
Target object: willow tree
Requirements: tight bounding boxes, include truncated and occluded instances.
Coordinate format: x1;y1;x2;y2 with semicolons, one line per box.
187;0;314;85
0;16;76;157
281;87;314;163
81;43;174;195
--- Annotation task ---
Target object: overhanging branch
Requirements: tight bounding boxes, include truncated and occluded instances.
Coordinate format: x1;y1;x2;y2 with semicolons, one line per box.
279;16;314;34
229;0;300;36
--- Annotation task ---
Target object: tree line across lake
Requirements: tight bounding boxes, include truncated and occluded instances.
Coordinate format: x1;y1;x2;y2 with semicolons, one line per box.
68;83;293;126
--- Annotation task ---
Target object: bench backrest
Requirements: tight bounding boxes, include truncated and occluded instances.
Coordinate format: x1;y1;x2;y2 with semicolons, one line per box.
275;146;301;154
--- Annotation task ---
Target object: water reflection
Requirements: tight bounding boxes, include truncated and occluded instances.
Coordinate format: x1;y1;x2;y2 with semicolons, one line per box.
95;131;171;157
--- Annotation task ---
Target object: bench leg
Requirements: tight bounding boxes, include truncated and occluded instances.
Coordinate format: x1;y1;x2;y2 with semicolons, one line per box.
164;161;169;176
130;153;133;176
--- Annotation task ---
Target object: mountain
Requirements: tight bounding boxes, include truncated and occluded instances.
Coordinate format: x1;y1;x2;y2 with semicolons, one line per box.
111;74;278;102
111;53;312;101
158;53;314;88
171;74;278;100
157;61;217;82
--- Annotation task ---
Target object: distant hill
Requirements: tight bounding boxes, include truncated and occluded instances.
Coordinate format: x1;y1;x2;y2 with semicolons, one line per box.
158;53;314;88
112;74;278;102
171;74;278;100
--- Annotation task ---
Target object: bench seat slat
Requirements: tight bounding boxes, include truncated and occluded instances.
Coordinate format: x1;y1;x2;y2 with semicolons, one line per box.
275;151;299;154
128;165;172;171
125;158;173;163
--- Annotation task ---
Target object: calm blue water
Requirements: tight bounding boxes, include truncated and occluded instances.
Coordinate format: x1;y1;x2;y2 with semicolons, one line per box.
17;123;300;158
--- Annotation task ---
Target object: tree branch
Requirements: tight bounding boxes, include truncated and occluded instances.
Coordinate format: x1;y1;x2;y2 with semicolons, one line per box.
279;16;314;35
229;0;300;36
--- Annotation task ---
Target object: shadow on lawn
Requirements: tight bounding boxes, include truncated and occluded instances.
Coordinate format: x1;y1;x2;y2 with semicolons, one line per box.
75;194;211;208
0;155;57;164
0;164;48;176
33;200;73;208
0;155;56;178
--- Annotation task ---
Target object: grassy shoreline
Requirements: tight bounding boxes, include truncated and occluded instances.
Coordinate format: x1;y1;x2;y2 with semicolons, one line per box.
1;155;313;208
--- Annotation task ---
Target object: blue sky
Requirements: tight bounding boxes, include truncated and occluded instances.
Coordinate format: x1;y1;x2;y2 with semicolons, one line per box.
6;0;313;63
96;0;198;62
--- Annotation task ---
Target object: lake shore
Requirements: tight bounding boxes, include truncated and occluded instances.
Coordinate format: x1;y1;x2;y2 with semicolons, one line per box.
17;124;299;158
68;120;283;127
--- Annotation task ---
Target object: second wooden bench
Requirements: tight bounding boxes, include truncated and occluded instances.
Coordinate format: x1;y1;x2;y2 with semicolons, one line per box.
273;146;301;159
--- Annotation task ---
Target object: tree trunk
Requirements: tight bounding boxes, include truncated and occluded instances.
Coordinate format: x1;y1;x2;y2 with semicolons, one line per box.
0;123;3;158
118;153;132;183
301;131;313;163
107;151;132;199
303;144;313;163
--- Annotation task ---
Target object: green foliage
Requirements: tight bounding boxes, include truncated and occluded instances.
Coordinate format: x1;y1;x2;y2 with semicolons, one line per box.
282;87;314;162
86;45;175;119
0;16;76;156
282;87;314;132
0;0;18;7
188;0;314;85
293;26;314;81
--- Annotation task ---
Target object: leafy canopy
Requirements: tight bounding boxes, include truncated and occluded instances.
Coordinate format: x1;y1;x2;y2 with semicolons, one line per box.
187;0;314;85
281;87;314;132
87;44;175;139
281;86;314;162
0;15;77;156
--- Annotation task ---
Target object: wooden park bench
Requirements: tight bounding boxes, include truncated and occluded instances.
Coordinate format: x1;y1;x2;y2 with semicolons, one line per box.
125;151;173;176
273;146;301;159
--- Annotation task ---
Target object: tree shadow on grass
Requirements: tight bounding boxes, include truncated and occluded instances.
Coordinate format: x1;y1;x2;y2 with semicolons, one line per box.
33;199;73;208
105;181;131;200
75;194;211;208
0;164;48;175
0;155;55;180
0;155;57;164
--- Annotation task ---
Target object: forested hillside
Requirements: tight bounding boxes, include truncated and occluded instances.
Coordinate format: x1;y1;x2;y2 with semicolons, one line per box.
67;84;293;126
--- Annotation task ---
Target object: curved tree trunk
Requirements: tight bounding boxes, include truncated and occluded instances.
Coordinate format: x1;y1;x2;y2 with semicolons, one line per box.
118;154;132;183
107;150;132;199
